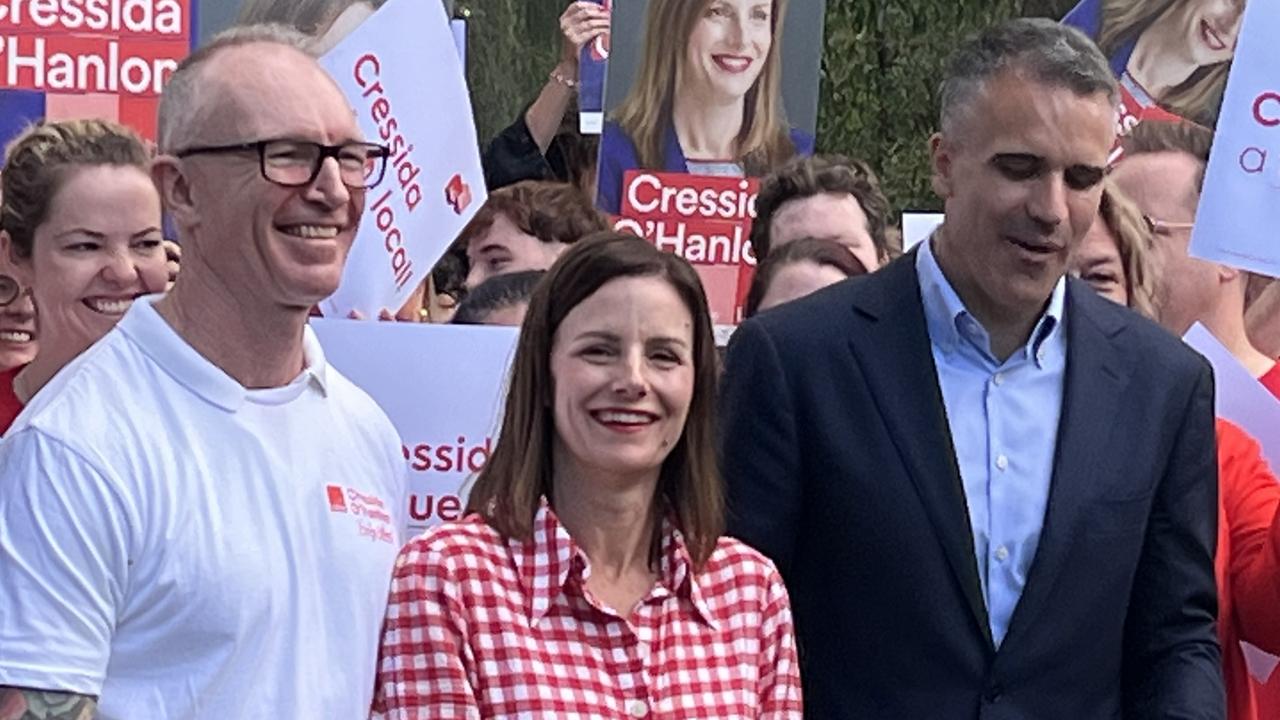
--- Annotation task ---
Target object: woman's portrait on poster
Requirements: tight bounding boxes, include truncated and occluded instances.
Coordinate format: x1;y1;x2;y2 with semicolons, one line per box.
598;0;814;214
1066;0;1246;127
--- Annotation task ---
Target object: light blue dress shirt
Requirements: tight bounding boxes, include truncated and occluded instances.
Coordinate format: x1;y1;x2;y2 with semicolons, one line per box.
915;238;1067;648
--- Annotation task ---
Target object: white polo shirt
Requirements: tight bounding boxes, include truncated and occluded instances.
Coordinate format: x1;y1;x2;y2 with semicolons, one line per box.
0;296;407;719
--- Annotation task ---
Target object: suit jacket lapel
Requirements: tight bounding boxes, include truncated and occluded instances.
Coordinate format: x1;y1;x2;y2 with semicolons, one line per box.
1000;282;1133;650
846;253;994;650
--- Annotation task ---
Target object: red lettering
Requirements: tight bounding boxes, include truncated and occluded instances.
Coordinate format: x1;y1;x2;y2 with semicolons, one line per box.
1254;91;1280;127
402;437;494;474
1241;147;1268;174
354;52;379;88
409;493;465;523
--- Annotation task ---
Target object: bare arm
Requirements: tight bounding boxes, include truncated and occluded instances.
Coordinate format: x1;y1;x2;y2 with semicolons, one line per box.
0;688;96;720
524;2;611;153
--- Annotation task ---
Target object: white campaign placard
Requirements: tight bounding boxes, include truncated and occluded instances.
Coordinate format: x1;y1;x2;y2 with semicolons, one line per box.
311;320;518;536
317;0;487;317
902;212;944;251
1183;323;1280;471
1190;1;1280;276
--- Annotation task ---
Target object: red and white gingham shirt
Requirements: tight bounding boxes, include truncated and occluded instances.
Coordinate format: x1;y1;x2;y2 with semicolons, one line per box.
372;504;802;719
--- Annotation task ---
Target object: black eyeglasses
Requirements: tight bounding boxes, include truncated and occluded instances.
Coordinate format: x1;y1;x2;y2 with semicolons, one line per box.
0;274;20;307
175;139;391;190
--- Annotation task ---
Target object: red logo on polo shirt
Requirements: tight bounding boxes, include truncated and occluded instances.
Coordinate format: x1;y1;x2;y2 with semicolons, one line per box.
326;485;348;512
325;484;396;544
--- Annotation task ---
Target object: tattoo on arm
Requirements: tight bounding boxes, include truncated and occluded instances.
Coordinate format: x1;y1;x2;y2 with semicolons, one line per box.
0;687;97;720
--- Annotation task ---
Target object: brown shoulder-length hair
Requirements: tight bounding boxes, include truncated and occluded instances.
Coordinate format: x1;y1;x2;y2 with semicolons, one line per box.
465;232;724;568
1097;180;1159;320
1099;0;1229;126
612;0;796;175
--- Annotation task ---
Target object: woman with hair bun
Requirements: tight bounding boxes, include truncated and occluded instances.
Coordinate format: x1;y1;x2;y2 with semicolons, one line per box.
0;119;168;432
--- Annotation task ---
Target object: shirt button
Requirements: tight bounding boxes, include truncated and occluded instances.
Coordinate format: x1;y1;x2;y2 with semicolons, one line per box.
995;545;1009;562
996;454;1009;471
993;372;1005;386
628;700;648;718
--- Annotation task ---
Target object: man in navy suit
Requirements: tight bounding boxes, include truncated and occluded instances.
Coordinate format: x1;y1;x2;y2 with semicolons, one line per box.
720;18;1224;720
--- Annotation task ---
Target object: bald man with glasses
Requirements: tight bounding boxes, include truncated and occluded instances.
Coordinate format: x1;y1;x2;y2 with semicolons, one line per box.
0;25;407;720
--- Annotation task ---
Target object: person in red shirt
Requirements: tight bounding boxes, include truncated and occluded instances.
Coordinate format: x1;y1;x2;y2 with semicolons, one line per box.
0;273;36;433
0;119;169;434
1070;178;1280;720
372;233;801;718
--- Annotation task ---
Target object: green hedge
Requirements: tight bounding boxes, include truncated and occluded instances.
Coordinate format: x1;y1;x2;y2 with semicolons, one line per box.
459;0;1078;215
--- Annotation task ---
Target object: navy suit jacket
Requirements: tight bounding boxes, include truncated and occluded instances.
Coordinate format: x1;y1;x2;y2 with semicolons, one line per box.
719;251;1224;719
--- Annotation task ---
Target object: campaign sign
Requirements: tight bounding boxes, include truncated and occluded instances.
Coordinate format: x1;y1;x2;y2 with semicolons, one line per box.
577;0;608;134
312;320;517;536
615;170;758;325
902;212;944;252
0;0;196;150
596;0;824;326
317;0;486;318
1189;2;1280;276
1061;0;1242;130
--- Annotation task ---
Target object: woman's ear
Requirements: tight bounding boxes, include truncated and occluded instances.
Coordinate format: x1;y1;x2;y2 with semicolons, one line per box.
0;230;33;287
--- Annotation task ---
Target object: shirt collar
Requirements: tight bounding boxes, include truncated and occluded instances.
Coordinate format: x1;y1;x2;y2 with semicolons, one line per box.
118;295;329;412
915;234;1066;366
511;501;718;629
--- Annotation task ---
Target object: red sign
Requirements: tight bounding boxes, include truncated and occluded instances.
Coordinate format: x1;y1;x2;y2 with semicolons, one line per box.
617;170;759;325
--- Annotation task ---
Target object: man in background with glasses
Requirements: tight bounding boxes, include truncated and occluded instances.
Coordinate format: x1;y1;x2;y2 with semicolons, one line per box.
1112;119;1280;399
0;272;36;432
0;25;407;720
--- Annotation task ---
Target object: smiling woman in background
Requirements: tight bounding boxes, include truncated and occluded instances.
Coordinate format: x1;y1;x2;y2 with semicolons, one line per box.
0;120;168;430
597;0;812;214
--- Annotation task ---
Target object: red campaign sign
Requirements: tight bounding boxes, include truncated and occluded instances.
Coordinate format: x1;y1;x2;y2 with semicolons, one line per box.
0;34;185;96
617;170;760;325
0;0;190;39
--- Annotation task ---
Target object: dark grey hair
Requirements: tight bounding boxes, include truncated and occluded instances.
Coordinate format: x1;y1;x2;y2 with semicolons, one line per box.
157;24;313;153
939;18;1118;135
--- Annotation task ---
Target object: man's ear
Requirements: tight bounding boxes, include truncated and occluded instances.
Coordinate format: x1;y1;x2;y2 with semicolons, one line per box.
929;133;955;200
151;155;196;226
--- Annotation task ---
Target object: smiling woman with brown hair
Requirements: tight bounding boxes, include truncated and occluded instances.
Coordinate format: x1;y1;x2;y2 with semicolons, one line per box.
372;233;801;719
0;119;168;432
596;0;812;214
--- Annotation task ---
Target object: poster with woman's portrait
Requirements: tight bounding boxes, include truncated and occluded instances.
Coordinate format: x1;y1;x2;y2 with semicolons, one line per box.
1062;0;1247;131
597;0;824;326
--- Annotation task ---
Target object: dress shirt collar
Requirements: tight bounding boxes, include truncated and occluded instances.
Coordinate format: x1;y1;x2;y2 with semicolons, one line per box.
916;233;1066;366
118;295;330;412
511;500;717;629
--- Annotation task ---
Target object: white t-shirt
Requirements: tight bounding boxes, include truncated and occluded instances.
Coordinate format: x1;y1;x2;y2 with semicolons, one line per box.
0;296;408;719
